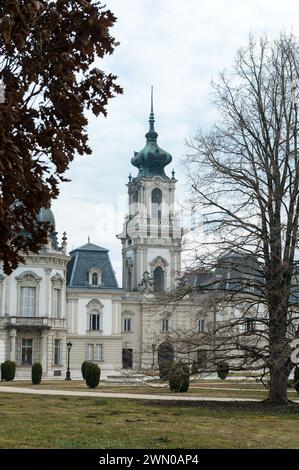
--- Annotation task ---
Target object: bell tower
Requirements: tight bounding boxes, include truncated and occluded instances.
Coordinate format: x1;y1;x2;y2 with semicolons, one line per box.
117;88;182;292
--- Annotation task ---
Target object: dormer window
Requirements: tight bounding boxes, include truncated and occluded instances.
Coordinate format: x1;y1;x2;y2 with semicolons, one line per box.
88;268;101;287
92;273;98;286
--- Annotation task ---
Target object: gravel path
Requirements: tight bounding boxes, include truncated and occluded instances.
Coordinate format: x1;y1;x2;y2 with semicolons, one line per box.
0;386;264;402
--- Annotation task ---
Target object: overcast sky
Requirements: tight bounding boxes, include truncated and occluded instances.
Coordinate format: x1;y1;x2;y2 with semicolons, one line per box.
52;0;299;284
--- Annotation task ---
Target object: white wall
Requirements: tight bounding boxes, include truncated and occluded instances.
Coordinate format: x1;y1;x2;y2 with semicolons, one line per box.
2;265;66;317
76;297;114;335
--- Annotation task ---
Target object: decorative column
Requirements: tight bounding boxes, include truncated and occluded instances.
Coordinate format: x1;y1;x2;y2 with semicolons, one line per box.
45;268;52;317
9;329;17;362
41;332;48;374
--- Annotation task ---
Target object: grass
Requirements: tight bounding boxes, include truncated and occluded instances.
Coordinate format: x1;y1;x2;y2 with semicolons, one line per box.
0;393;298;448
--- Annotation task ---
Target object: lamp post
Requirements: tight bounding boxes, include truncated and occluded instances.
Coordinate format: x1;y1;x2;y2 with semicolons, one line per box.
65;341;72;381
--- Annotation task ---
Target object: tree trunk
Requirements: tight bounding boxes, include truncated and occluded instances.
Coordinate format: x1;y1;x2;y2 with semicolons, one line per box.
267;365;289;405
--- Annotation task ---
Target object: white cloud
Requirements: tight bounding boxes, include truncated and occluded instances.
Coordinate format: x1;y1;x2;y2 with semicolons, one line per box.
53;0;299;284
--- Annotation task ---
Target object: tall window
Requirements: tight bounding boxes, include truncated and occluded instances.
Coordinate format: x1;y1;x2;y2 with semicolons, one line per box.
20;287;36;317
89;310;102;331
95;344;103;361
88;268;101;287
198;319;205;332
197;350;207;369
92;272;98;286
86;343;94;361
86;344;103;361
154;266;164;292
151;188;162;217
245;318;255;333
243;273;255;292
161;319;169;333
54;339;61;365
151;188;162;237
52;288;61;318
124;318;132;332
22;339;33;364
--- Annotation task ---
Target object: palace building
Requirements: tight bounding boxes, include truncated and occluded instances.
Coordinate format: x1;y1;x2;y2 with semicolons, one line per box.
0;94;209;379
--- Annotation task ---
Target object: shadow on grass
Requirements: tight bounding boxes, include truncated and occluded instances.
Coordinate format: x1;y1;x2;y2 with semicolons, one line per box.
141;399;299;415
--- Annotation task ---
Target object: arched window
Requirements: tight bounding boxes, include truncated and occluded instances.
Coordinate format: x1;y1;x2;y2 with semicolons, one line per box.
88;268;101;287
154;266;164;292
92;272;98;286
151;188;162;218
87;299;104;332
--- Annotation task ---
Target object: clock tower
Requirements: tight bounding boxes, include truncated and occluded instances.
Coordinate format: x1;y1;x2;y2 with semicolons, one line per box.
117;88;182;292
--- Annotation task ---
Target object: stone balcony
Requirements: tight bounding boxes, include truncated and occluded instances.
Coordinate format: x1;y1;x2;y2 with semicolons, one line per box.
0;316;67;330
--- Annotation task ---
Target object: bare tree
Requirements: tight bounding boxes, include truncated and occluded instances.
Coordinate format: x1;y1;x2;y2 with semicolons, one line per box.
182;33;299;405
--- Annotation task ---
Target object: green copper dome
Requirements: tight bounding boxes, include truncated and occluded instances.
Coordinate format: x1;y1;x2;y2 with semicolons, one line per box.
131;88;172;179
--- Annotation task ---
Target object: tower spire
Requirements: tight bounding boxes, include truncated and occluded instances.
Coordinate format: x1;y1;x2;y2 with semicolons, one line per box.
131;86;172;178
146;85;157;142
151;85;153;114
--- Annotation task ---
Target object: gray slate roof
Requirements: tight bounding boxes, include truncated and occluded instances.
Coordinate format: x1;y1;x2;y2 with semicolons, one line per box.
67;242;118;289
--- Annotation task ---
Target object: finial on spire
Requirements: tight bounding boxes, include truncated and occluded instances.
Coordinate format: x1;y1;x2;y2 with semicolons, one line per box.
151;85;153;114
61;231;67;253
88;235;90;243
146;85;158;142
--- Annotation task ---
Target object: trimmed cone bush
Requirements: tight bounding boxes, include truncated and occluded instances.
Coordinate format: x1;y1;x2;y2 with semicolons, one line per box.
1;360;16;381
85;363;101;388
31;362;42;385
191;361;199;375
159;360;173;380
217;361;229;380
294;366;299;394
168;362;190;393
81;360;93;380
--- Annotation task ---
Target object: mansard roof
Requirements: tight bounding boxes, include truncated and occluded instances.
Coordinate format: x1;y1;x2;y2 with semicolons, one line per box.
70;242;109;253
67;242;118;289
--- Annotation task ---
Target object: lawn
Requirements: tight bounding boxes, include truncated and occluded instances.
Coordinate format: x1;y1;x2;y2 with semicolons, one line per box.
0;393;298;448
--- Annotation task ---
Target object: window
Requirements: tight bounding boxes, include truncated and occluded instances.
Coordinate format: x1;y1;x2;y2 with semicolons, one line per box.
86;344;103;361
243;273;255;292
89;310;102;331
54;339;61;365
154;266;164;292
151;188;162;217
92;273;98;286
52;288;61;318
16;271;41;318
86;344;94;361
152;188;162;237
197;350;207;369
87;300;104;332
22;339;33;365
88;268;101;287
198;319;205;332
245;318;255;333
95;344;103;361
20;287;36;317
122;348;133;369
161;319;169;333
124;318;132;332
